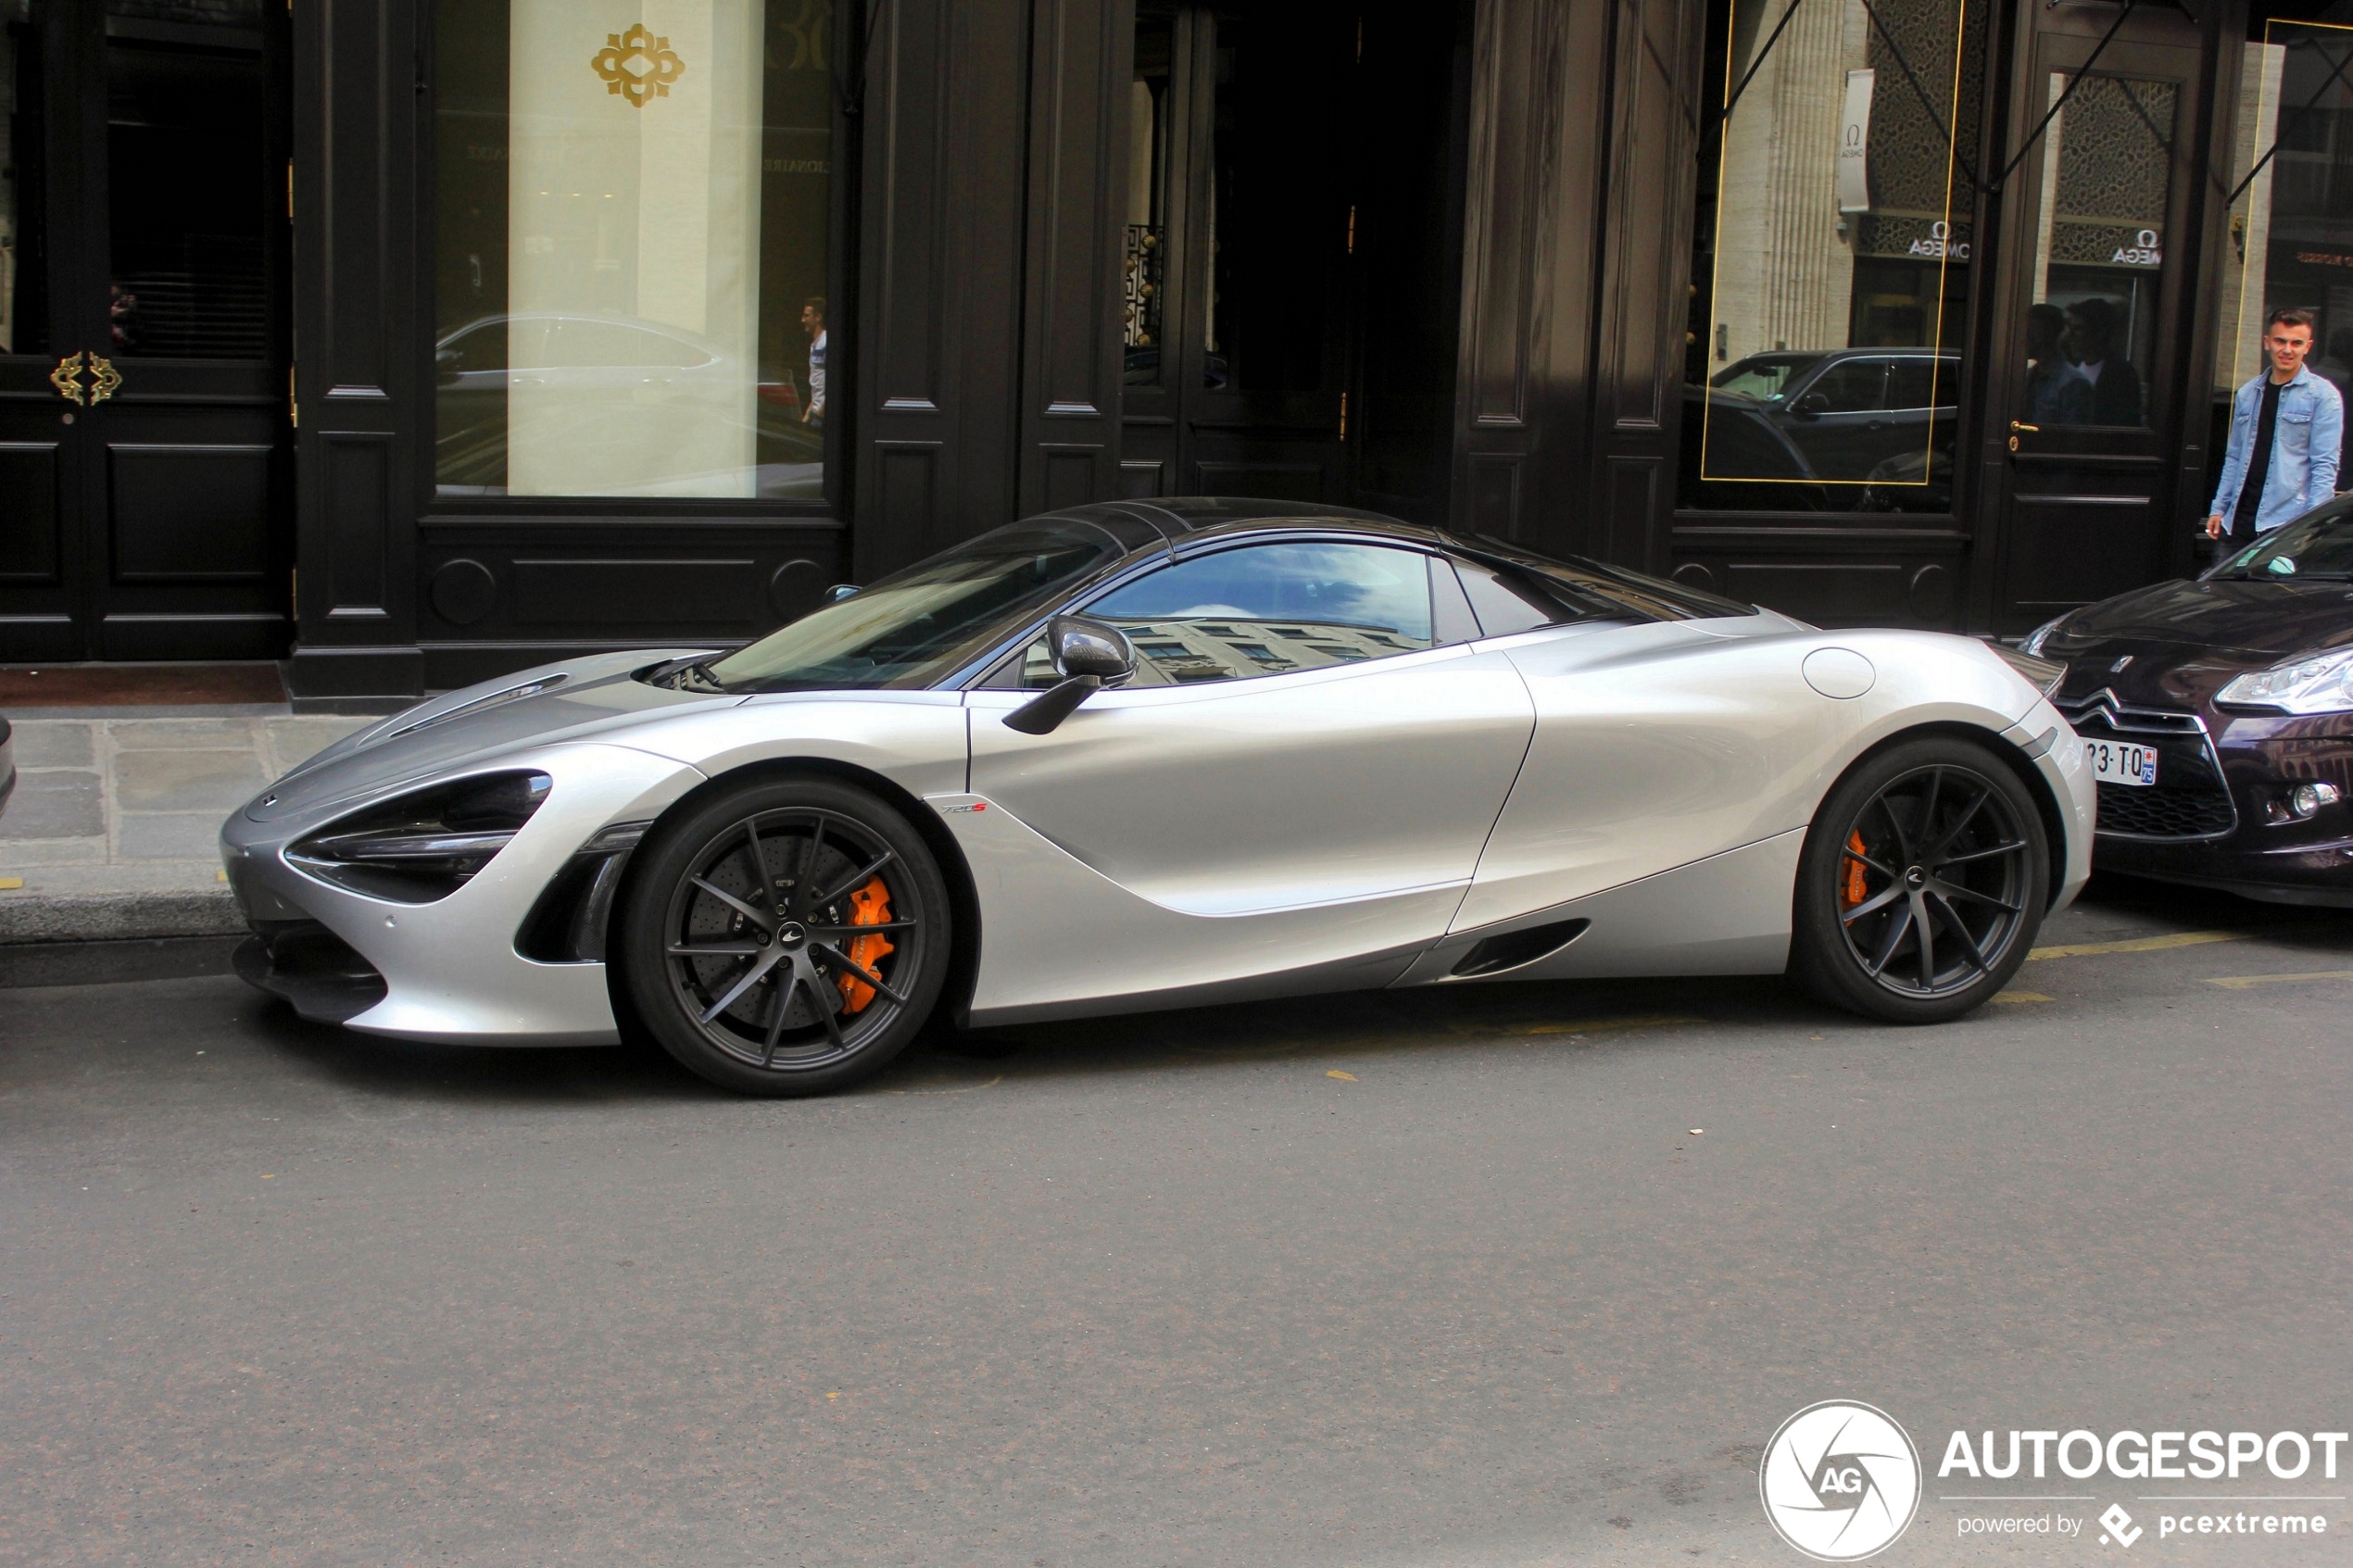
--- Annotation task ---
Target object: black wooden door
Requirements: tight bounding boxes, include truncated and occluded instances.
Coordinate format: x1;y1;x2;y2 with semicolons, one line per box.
1985;13;2206;635
1120;4;1354;504
0;0;291;664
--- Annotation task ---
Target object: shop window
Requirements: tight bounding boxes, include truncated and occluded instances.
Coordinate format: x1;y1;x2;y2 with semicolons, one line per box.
1680;0;1985;514
2217;13;2353;451
433;0;835;501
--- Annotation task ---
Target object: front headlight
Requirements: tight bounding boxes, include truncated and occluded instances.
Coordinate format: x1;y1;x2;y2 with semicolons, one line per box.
2020;615;2068;657
2216;646;2353;714
287;771;552;903
1992;643;2066;697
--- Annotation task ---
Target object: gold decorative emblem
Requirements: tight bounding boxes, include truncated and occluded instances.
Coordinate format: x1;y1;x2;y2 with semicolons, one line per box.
50;350;86;406
592;23;685;107
88;355;121;404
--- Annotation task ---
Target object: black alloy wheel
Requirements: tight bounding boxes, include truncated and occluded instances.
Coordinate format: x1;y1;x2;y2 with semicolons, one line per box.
619;775;950;1096
1789;736;2050;1023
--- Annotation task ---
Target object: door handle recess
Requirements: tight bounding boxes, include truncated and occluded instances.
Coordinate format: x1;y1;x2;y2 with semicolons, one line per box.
50;351;86;406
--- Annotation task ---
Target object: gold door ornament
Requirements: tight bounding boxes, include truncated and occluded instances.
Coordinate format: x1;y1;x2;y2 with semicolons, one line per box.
88;355;121;404
49;351;86;406
592;23;686;107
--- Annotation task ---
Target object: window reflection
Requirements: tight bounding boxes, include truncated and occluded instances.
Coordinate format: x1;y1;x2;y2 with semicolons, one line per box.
433;0;835;500
1680;0;1982;514
2014;71;2171;432
1080;543;1435;685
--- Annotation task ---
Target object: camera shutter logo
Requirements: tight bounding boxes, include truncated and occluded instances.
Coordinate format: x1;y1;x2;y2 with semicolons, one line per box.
1759;1400;1922;1561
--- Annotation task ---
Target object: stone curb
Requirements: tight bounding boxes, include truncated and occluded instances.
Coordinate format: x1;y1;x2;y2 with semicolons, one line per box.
0;887;245;944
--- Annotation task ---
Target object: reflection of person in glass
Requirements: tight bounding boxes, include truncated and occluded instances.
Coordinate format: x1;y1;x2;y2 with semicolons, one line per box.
2061;297;2142;425
799;296;827;427
2207;307;2344;546
2022;303;2089;425
109;282;140;352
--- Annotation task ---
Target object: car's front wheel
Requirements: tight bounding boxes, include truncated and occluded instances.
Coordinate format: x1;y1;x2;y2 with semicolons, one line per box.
617;774;950;1096
1789;736;2050;1023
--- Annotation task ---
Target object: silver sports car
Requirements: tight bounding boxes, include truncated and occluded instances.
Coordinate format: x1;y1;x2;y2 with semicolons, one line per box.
221;501;2093;1095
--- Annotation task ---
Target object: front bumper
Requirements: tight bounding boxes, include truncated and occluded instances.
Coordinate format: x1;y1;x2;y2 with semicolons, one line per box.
220;742;703;1045
2076;699;2353;906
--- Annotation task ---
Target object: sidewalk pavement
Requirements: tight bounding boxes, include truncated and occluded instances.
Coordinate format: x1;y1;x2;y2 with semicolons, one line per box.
0;710;373;944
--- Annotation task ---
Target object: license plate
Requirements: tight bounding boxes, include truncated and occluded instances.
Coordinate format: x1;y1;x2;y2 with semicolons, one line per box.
2086;738;2158;787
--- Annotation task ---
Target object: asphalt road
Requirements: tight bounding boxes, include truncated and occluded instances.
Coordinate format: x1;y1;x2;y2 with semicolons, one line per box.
2;876;2348;1567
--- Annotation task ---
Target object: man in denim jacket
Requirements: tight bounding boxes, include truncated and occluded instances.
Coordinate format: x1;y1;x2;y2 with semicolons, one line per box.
2208;306;2345;545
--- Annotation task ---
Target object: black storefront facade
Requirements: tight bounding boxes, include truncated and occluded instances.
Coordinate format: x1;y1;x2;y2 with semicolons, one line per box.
6;0;2346;704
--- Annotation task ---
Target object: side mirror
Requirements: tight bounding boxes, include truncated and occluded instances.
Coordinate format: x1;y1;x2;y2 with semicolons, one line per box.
826;583;861;602
1793;392;1831;420
1004;615;1135;735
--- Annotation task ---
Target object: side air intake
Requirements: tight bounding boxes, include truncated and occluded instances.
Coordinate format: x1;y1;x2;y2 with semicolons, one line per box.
1449;917;1592;978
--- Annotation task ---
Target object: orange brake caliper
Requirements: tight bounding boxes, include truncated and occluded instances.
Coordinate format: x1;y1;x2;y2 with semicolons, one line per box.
837;877;895;1012
1841;830;1869;909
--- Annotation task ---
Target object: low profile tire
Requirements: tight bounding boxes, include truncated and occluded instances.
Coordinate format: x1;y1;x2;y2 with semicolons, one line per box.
1789;735;2050;1024
618;775;950;1096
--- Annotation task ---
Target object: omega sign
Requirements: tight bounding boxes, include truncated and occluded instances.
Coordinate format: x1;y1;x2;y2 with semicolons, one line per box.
2113;228;2162;267
1906;221;1969;262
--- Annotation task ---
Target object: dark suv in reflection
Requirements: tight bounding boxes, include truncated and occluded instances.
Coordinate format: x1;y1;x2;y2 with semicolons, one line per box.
1710;348;1959;482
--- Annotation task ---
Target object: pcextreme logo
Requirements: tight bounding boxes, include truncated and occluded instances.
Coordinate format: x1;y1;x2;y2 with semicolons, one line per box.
1760;1400;1923;1562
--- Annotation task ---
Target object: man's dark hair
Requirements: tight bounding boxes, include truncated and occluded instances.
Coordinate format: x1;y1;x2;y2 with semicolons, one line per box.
802;296;827;320
2065;295;2119;351
2267;306;2317;335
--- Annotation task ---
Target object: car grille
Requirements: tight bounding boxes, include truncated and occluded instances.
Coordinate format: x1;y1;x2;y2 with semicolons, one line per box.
2095;781;2237;838
2057;688;2240;841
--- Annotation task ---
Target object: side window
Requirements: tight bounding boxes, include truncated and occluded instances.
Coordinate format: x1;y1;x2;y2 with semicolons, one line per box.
1080;541;1436;685
1806;358;1889;413
1886;358;1952;411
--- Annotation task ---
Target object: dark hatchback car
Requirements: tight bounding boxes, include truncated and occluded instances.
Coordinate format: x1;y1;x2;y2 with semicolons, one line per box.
2022;501;2353;906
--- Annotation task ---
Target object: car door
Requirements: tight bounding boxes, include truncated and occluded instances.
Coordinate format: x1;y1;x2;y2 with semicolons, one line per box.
1782;357;1893;480
958;539;1536;1018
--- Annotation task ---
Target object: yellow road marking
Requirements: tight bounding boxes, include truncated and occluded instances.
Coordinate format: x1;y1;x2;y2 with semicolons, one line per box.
1326;1069;1358;1081
2205;970;2353;990
0;877;20;891
2028;931;2246;960
1991;991;2053;1004
1503;1013;1705;1035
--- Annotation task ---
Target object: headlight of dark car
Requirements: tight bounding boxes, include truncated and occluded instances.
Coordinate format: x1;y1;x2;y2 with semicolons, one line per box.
2019;614;2069;658
2216;646;2353;715
1991;643;2065;697
286;771;552;903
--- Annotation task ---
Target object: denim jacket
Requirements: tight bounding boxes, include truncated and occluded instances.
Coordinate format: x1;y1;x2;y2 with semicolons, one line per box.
2209;366;2345;533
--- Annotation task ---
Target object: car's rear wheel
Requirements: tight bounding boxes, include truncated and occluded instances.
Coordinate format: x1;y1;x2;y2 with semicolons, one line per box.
1789;736;2049;1023
618;775;950;1096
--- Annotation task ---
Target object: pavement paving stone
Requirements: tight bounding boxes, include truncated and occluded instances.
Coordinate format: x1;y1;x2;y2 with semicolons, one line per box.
111;748;273;812
105;718;261;751
116;813;233;862
8;721;94;769
3;771;104;839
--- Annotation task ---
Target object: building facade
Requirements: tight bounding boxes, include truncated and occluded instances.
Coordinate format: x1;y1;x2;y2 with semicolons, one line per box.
0;0;2335;702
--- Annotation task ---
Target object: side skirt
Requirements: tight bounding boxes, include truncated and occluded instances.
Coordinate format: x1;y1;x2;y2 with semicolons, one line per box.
1390;829;1806;986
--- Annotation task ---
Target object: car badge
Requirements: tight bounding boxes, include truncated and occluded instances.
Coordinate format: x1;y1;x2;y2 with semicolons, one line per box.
2108;656;2133;673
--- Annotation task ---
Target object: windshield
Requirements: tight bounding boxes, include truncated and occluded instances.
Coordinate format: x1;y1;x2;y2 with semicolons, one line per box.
2209;500;2353;582
1709;353;1823;401
698;521;1133;693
